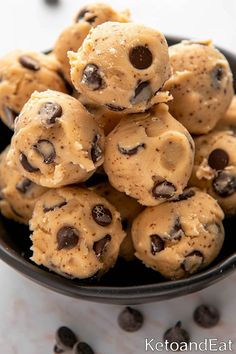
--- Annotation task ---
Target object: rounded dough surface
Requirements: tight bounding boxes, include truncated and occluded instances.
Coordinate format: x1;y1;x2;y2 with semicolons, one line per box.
132;188;225;280
0;50;68;129
69;22;171;113
0;147;47;224
7;90;105;188
30;187;125;279
164;40;233;134
104;103;195;206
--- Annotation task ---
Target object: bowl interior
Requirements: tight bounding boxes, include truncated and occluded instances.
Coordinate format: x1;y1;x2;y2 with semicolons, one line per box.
0;36;236;303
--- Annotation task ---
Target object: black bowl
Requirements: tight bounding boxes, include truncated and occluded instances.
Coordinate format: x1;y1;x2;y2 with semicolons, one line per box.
0;36;236;305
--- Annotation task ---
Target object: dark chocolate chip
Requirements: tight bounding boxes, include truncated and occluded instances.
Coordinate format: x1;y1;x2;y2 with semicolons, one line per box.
121;218;129;230
16;178;32;194
208;148;229;170
57;226;79;250
211;65;225;89
118;143;145;156
19;55;40;71
163;321;190;351
173;189;195;202
75;8;89;22
212;170;236;197
150;235;164;255
82;64;104;90
2;106;18;128
86;16;97;24
193;304;220;328
118;307;144;332
43;48;53;55
53;344;64;353
105;104;126;112
93;234;111;258
129;46;153;70
43;201;67;212
91;204;112;226
73;342;94;354
19;153;39;173
170;218;184;240
56;326;78;350
152;181;176;199
182;250;204;274
91;135;103;163
130;81;152;105
39;102;63;124
33;139;56;164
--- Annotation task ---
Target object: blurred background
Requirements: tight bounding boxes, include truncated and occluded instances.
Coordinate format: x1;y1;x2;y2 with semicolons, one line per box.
0;1;236;353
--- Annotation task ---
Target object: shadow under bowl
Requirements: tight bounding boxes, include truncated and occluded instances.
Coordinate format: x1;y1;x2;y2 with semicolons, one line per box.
0;35;236;305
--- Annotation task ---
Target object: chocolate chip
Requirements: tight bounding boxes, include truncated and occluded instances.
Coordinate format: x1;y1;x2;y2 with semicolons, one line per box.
129;46;153;70
73;342;94;354
43;49;53;55
43;201;67;212
19;153;39;173
170;218;184;240
211;65;225;88
39;102;63;125
82;64;104;90
118;307;144;332
150;235;164;255
163;321;190;351
93;234;111;258
19;55;40;71
56;326;78;350
130;81;152;105
91;135;103;163
16;178;32;194
121;218;129;230
212;170;236;197
208;148;229;170
92;204;112;226
86;16;97;24
105;104;126;112
53;344;64;353
152;181;176;199
118;143;145;156
173;189;195;202
33;139;56;164
182;250;204;274
2;106;18;128
193;304;220;328
57;227;79;250
75;8;89;22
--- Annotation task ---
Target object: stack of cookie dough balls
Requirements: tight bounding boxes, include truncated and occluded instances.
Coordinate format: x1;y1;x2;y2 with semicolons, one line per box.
1;2;233;282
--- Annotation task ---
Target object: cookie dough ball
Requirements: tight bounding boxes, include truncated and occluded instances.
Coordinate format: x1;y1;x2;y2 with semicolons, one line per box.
0;50;68;129
0;147;47;224
132;188;225;280
92;183;143;260
54;4;130;84
7;90;105;188
74;3;130;25
30;187;125;279
69;22;171;114
164;40;234;134
189;130;236;215
104;103;195;206
215;95;236;131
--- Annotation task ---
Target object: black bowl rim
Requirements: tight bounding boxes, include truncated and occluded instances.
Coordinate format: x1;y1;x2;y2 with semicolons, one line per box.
0;35;236;304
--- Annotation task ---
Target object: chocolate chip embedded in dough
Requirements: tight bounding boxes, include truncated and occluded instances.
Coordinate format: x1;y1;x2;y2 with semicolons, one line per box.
211;65;225;89
208;148;229;170
93;234;111;258
16;178;32;194
130;81;152;105
170;217;184;241
91;204;112;226
105;104;126;112
43;201;67;213
19;55;40;71
173;189;195;202
129;46;153;70
75;7;89;22
212;170;236;197
118;143;145;156
19;153;40;173
39;102;63;125
182;250;204;274
33;140;56;164
91;135;103;163
152;180;176;199
150;235;164;255
57;226;79;250
82;64;104;90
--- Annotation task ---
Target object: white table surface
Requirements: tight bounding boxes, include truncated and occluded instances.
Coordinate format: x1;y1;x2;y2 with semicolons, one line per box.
0;1;236;353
